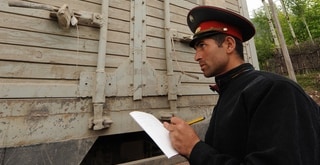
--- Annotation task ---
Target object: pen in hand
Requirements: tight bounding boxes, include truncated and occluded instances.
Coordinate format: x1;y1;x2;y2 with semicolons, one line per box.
187;116;205;125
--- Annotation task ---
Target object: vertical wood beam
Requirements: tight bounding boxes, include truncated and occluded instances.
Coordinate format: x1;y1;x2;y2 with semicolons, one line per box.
239;0;260;69
130;0;146;100
164;0;178;112
268;0;297;82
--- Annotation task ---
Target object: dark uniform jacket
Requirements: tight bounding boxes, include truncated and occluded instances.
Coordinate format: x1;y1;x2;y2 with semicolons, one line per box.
189;63;320;165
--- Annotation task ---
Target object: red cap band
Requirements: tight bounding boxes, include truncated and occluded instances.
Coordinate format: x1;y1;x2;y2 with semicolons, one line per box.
195;21;243;41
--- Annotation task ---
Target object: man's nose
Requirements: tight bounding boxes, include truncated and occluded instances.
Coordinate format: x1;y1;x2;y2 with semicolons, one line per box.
194;51;202;61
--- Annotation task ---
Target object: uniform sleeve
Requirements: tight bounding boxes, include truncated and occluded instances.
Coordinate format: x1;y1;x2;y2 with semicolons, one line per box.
188;78;320;165
189;141;241;164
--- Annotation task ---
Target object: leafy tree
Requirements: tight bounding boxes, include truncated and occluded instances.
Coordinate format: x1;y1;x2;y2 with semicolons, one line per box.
282;0;320;44
304;0;320;39
251;0;320;68
251;10;275;65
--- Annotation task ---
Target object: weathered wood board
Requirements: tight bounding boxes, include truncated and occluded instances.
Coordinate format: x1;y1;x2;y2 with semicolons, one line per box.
0;0;256;149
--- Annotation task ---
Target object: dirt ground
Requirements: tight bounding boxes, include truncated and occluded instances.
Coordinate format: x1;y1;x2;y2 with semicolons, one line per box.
307;90;320;105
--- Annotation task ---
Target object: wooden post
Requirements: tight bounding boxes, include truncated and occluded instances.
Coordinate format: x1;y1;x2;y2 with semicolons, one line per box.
268;0;297;82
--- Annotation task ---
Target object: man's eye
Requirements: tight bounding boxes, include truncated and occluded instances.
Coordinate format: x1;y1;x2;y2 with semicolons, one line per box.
194;42;206;50
198;43;206;48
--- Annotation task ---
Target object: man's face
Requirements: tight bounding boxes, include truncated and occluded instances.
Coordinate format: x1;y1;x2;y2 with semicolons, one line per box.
194;38;229;77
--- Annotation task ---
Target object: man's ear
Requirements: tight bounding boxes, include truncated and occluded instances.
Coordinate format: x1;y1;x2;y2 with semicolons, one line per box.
225;36;236;53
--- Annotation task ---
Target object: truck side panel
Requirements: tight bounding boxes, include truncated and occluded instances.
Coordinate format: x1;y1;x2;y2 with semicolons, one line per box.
0;0;256;164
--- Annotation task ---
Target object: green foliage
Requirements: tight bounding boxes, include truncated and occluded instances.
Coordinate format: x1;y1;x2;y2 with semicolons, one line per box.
281;0;320;42
306;1;320;39
251;10;275;64
284;0;308;16
251;0;320;66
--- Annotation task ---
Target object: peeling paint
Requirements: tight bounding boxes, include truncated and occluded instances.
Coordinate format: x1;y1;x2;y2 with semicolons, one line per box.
27;106;49;121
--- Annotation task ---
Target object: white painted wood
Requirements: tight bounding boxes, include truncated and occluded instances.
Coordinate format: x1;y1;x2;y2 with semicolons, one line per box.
239;0;260;69
0;95;215;147
0;82;78;98
0;0;257;147
204;0;226;8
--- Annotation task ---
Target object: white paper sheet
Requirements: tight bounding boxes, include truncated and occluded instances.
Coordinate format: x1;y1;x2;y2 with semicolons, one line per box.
129;111;178;158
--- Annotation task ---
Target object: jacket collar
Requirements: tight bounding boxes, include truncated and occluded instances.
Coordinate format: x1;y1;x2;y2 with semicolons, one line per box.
211;63;254;94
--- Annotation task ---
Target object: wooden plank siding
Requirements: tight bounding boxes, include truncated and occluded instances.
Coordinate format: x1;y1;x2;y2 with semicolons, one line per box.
0;0;222;98
0;0;255;148
0;0;213;98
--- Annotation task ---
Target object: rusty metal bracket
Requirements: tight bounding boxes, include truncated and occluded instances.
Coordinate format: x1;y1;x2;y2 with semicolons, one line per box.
78;72;113;130
88;103;113;130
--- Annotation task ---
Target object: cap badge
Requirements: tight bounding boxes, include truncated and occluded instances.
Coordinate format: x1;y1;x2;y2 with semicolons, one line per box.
195;26;201;34
189;15;194;23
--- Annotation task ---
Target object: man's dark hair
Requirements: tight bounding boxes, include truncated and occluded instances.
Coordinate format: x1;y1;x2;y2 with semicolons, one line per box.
210;34;244;60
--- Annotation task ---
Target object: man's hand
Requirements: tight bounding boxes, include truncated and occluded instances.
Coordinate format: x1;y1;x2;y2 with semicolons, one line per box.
163;117;201;158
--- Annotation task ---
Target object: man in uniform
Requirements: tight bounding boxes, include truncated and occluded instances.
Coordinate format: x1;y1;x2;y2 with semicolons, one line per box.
164;5;320;165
